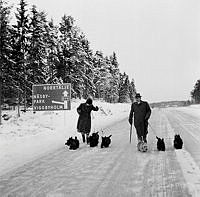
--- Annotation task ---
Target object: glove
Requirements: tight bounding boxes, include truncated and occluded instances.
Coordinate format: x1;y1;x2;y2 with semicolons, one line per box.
128;118;133;125
77;109;81;115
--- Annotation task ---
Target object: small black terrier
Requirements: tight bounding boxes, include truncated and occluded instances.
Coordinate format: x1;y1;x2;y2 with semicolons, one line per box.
65;136;79;150
101;135;112;148
156;136;165;151
89;132;99;147
174;134;183;149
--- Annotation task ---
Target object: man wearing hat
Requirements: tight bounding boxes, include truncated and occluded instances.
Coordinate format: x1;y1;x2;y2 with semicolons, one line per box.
128;93;151;146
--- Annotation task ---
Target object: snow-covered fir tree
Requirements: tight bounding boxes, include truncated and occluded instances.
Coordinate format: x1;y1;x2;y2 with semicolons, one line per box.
108;52;120;103
93;51;113;101
0;0;14;102
44;19;60;84
27;5;48;103
10;0;30;108
57;15;92;98
78;34;95;99
191;79;200;103
129;78;136;103
118;72;131;103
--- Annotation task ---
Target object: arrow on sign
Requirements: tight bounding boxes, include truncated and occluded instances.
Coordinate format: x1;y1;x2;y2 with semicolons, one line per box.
52;100;68;109
63;90;69;97
52;101;64;105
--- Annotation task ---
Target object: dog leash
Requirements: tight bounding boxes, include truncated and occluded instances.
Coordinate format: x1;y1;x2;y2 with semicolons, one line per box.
148;122;173;140
148;122;157;136
100;128;111;137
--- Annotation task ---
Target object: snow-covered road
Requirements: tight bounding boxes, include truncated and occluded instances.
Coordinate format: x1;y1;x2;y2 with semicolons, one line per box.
2;107;200;196
165;108;200;166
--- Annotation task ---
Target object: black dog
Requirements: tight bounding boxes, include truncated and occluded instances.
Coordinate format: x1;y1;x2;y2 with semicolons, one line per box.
156;136;165;151
65;136;79;150
89;132;99;147
174;134;183;149
101;135;112;148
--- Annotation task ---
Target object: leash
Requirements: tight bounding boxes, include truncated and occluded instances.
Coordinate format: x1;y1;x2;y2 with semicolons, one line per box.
101;128;111;137
148;122;174;140
148;122;157;136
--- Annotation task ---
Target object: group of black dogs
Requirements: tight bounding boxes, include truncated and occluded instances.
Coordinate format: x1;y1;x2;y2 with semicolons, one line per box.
156;134;183;151
65;132;112;150
65;132;183;151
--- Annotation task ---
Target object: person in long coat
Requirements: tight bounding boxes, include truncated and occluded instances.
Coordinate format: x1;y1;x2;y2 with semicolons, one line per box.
77;98;99;143
128;93;151;143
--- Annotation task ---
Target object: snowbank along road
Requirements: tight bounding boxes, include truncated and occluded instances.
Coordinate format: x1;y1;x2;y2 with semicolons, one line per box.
1;107;200;196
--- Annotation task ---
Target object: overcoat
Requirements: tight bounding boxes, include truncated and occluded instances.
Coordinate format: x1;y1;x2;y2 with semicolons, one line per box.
129;101;151;137
77;103;99;134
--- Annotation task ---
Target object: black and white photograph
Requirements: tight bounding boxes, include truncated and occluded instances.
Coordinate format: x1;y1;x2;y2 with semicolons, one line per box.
0;0;200;196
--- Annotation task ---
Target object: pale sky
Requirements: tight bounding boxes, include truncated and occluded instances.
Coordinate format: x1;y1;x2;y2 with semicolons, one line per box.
8;0;200;102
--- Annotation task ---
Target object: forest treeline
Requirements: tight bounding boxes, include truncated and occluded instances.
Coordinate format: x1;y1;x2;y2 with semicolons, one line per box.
191;79;200;104
0;0;136;108
1;0;199;107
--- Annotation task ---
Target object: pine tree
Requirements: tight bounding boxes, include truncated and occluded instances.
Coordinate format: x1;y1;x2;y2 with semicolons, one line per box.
78;34;95;99
108;52;120;103
57;15;74;82
0;0;14;101
129;78;136;102
57;15;94;98
27;5;48;103
191;79;200;103
103;56;114;102
44;19;60;84
11;0;30;108
93;51;112;101
118;72;131;103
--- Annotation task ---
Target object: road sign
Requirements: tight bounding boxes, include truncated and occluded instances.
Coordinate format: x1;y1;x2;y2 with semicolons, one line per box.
32;84;71;111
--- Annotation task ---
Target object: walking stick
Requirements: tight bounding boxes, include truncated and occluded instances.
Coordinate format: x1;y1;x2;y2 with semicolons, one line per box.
130;124;132;143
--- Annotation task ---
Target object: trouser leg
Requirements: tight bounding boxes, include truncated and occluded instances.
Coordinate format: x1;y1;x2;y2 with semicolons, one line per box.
143;134;147;143
135;122;145;142
86;133;90;144
82;133;85;143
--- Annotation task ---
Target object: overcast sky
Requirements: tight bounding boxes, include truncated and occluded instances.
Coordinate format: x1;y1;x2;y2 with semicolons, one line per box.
8;0;200;102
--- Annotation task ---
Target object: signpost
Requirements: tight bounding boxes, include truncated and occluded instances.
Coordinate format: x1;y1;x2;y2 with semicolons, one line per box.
32;83;71;111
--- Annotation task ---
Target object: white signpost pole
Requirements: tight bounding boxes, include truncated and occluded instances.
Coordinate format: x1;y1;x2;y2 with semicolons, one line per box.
63;90;68;132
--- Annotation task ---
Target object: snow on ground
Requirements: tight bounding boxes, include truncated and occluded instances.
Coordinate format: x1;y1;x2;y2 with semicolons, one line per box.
175;150;200;197
1;102;200;196
0;99;130;176
173;104;200;117
164;104;200;196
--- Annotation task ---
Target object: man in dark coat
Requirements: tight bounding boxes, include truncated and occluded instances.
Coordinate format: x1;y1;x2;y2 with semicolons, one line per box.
77;98;99;143
128;93;151;143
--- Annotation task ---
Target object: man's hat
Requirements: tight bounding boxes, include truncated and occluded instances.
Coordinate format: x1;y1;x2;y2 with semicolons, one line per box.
135;93;142;98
